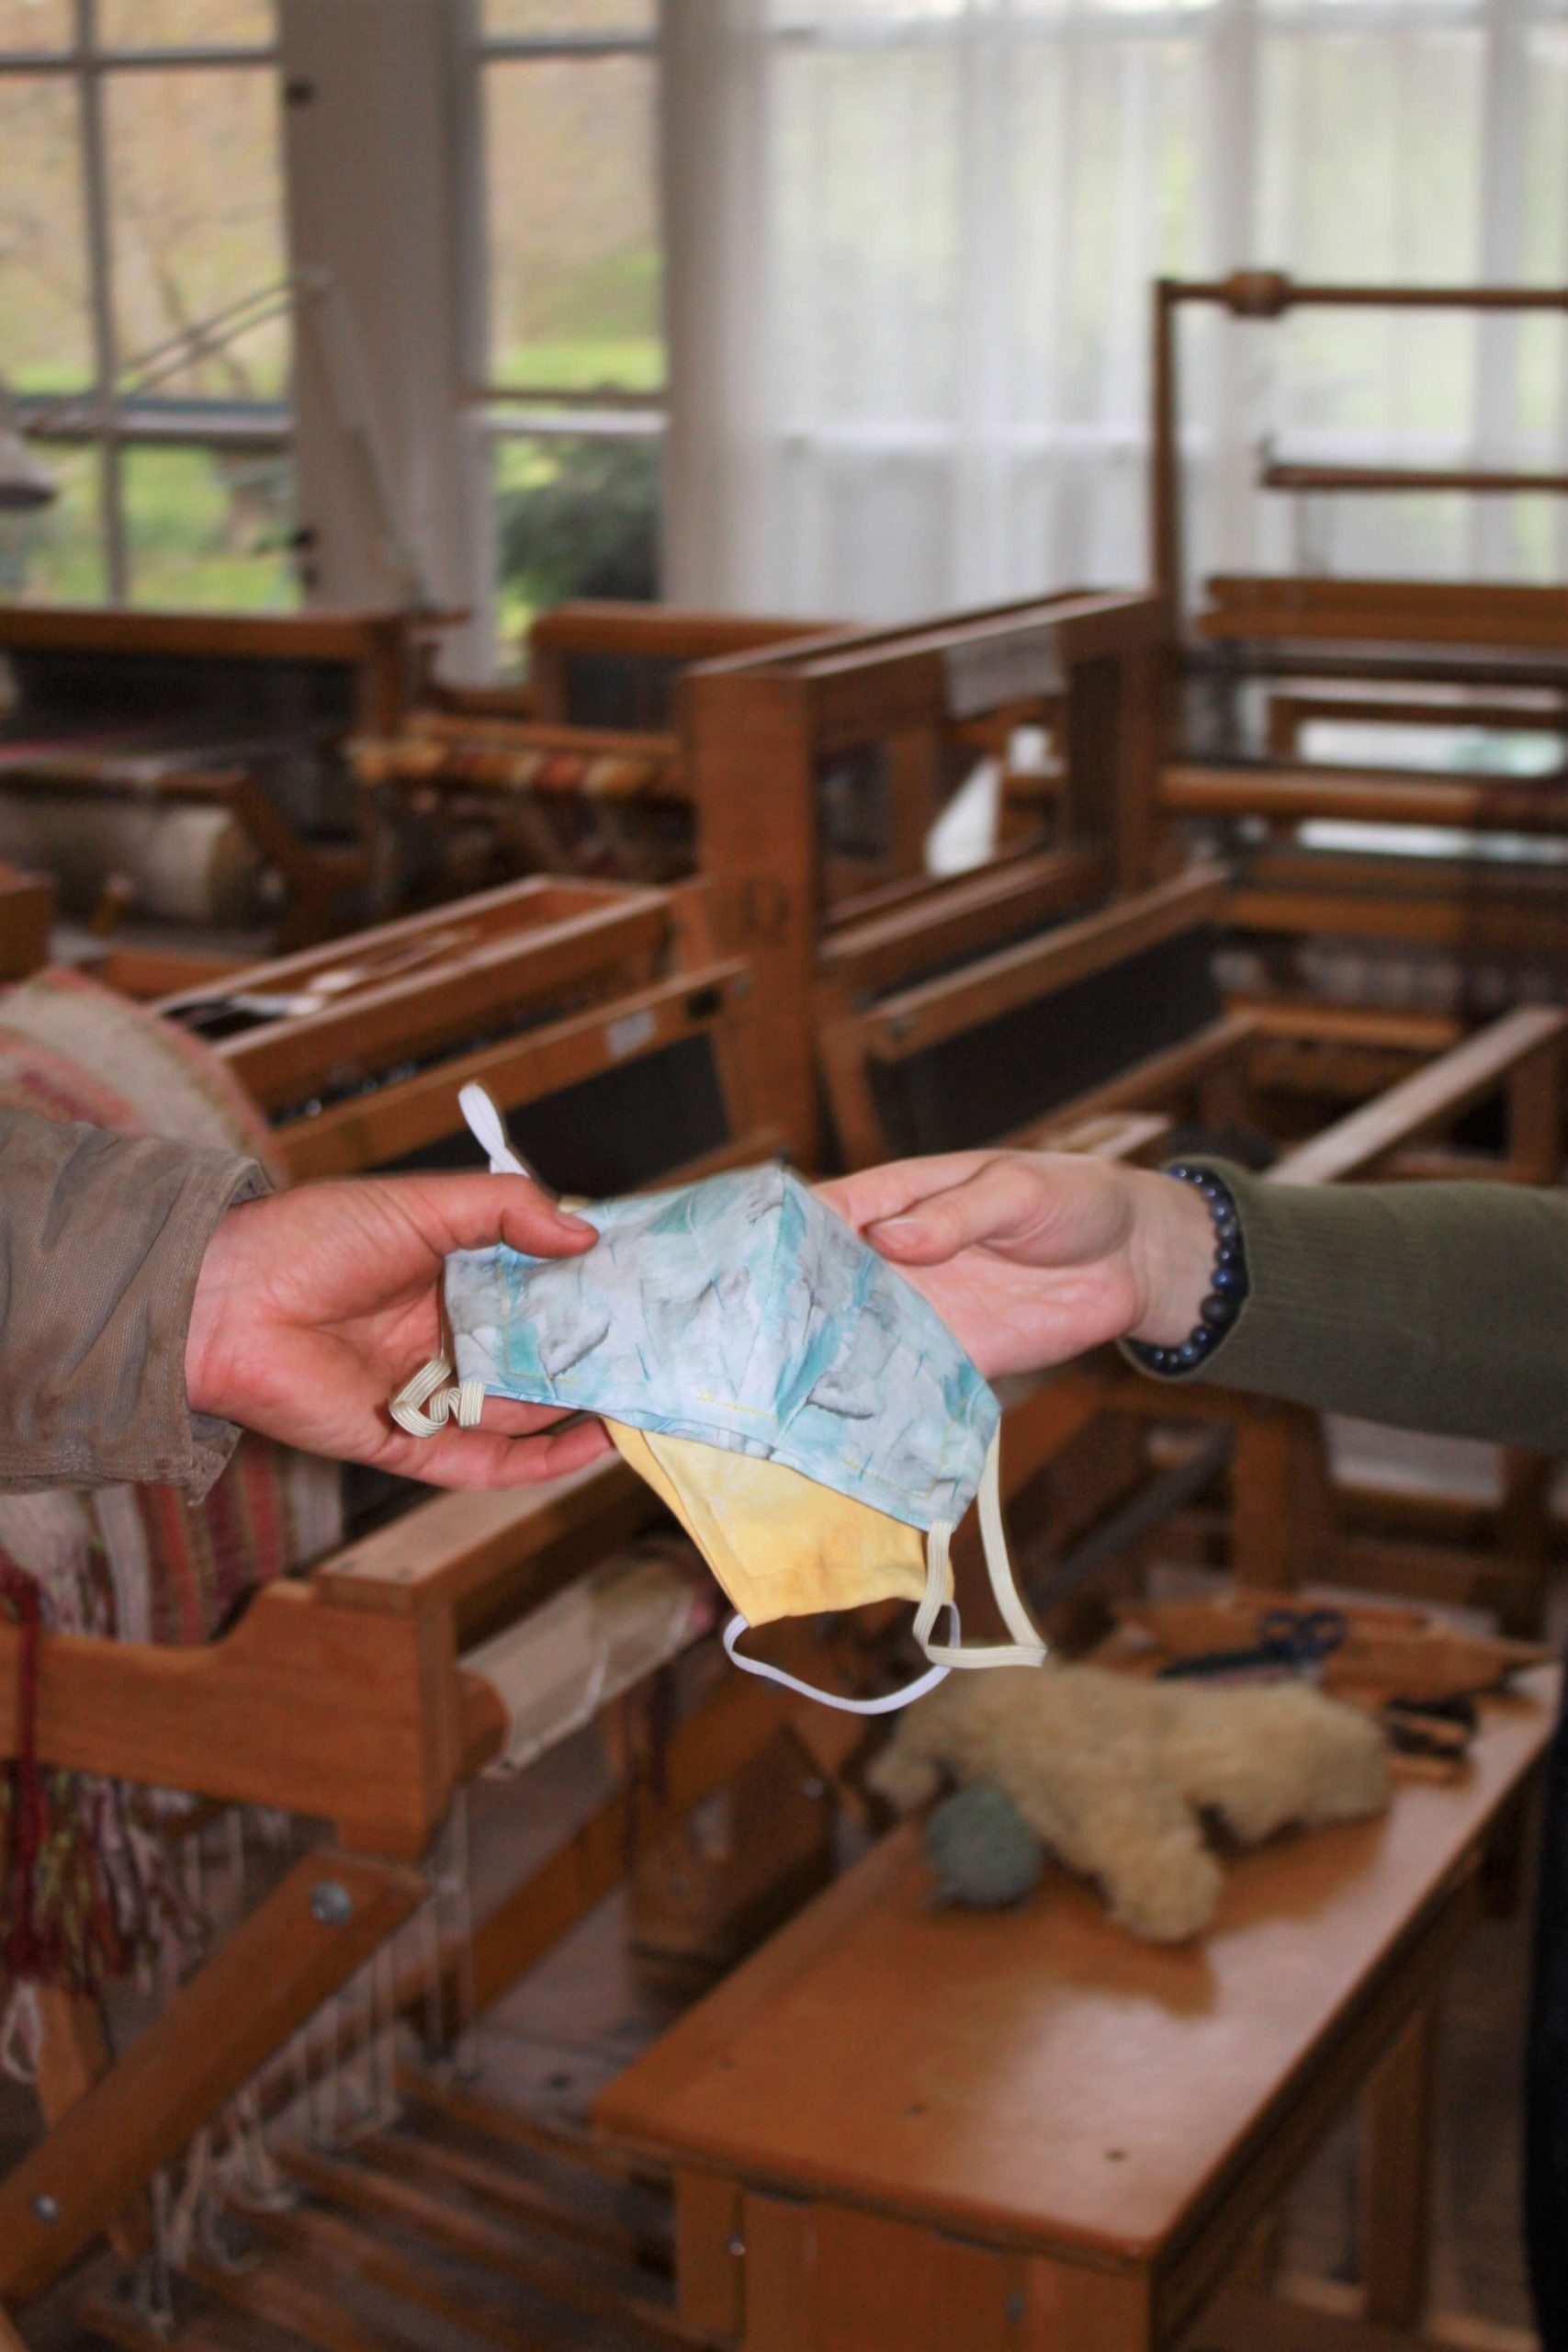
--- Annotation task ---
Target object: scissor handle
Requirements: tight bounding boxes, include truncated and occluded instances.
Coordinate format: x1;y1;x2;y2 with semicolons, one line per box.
1256;1604;1348;1661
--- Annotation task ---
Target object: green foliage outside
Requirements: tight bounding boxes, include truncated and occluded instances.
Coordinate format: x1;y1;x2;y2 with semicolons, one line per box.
494;433;660;670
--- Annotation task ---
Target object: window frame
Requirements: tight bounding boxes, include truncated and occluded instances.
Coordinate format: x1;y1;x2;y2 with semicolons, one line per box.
468;6;667;668
0;0;288;604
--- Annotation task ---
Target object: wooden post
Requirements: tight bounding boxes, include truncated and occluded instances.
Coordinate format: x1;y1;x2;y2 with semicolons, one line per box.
31;1988;147;2265
1359;2000;1439;2329
0;1855;424;2308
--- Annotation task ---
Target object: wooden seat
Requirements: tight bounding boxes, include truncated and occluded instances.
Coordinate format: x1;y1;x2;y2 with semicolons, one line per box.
596;1672;1555;2352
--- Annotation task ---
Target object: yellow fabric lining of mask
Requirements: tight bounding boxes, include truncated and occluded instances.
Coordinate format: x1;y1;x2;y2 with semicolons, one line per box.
604;1419;933;1627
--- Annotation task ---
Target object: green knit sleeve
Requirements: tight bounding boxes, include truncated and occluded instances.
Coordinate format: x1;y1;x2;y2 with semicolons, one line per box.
1145;1170;1568;1454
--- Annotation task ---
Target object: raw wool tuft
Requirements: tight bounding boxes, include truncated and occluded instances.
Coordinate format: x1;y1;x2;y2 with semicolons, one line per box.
870;1662;1390;1942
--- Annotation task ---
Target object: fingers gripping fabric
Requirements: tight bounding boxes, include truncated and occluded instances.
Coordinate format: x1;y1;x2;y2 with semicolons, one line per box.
390;1087;1045;1710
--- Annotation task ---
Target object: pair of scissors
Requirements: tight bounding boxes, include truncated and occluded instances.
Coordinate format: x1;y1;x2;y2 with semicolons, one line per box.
1157;1605;1349;1681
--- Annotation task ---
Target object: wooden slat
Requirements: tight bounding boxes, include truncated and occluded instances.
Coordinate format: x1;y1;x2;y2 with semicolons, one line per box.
1233;999;1461;1056
1199;573;1568;652
183;891;674;1110
274;959;750;1180
1360;2004;1438;2326
361;2125;661;2268
0;1856;424;2307
247;2198;596;2352
819;846;1106;998
0;1583;462;1855
674;2172;746;2339
1269;1005;1567;1186
1261;458;1568;496
1164;760;1568;834
398;2063;653;2188
281;2141;717;2352
859;865;1230;1061
311;1459;654;1617
1228;884;1568;958
188;2247;410;2352
0;603;420;663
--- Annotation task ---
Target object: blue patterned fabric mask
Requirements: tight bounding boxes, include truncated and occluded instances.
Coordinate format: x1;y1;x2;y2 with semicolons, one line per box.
392;1088;1045;1713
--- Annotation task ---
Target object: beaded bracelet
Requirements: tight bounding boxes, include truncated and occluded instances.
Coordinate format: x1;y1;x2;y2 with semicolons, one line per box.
1125;1163;1250;1378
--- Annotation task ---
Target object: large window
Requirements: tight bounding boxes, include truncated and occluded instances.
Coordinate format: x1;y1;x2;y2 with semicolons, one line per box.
0;0;293;609
476;0;663;667
714;0;1568;618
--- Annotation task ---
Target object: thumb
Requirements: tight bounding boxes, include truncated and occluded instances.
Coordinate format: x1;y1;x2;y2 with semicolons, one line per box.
395;1172;599;1259
867;1158;1043;1266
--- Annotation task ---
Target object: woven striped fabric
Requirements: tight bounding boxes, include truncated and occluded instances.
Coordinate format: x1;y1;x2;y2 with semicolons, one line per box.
0;967;342;1995
348;727;675;801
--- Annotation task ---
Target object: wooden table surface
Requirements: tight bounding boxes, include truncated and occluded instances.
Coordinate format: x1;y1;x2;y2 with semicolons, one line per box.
596;1672;1556;2267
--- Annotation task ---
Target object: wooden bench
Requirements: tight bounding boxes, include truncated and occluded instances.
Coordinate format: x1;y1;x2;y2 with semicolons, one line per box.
596;1672;1555;2352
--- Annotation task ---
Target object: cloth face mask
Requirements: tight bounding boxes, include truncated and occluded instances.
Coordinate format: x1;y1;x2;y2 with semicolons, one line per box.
391;1087;1045;1713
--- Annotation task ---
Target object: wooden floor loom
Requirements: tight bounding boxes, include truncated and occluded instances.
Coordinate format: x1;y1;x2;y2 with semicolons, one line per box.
4;881;1562;2345
148;870;776;1190
350;602;838;902
0;605;438;954
1149;272;1568;1027
809;848;1567;1634
348;587;1167;1167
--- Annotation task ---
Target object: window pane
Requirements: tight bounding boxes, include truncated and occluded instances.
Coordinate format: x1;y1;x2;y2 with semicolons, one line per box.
0;444;107;602
773;44;958;424
96;0;275;48
124;443;297;609
0;0;71;49
493;432;660;668
107;66;288;399
484;57;662;392
0;77;92;391
482;1;653;35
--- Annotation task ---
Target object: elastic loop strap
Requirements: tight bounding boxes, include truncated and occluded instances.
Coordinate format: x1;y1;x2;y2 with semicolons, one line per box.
723;1612;954;1716
390;1354;486;1438
723;1519;957;1714
920;1431;1047;1672
459;1081;530;1178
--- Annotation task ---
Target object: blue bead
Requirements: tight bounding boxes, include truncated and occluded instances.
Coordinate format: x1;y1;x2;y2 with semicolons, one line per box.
1166;1163;1193;1183
1176;1339;1203;1368
1211;1262;1245;1293
1212;1214;1239;1245
1201;1292;1236;1328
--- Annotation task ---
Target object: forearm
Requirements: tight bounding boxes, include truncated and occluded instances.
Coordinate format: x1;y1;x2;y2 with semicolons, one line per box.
0;1111;268;1495
1190;1169;1568;1453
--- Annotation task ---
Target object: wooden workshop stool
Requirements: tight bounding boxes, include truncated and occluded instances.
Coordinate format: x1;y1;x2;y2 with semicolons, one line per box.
596;1674;1555;2352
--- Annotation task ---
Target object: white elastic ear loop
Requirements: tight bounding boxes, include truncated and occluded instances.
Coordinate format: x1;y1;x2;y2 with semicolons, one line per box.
722;1531;957;1715
389;1088;515;1437
459;1081;532;1177
389;1354;486;1437
919;1431;1047;1671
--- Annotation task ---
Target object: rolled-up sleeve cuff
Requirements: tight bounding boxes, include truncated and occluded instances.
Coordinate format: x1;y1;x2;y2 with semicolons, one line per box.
0;1122;272;1498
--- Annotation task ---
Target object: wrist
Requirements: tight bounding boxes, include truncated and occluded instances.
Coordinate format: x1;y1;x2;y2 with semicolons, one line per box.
1125;1167;1224;1345
186;1202;245;1420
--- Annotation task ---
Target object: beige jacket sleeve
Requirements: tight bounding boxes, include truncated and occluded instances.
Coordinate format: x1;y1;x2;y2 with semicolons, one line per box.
0;1109;269;1497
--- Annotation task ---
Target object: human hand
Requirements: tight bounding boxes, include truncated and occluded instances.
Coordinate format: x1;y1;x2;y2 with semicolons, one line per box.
186;1172;613;1487
818;1150;1216;1379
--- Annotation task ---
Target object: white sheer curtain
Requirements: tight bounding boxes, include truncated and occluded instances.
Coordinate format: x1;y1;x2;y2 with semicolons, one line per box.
662;0;1568;618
